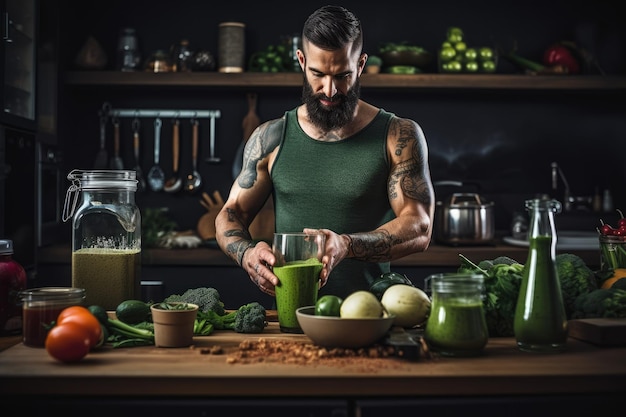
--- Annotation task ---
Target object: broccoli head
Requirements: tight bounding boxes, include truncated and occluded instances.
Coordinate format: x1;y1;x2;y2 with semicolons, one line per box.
196;301;267;333
555;253;598;319
164;287;225;315
572;288;626;319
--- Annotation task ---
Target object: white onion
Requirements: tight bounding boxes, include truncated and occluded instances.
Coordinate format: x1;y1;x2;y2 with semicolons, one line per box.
340;291;384;318
381;284;431;327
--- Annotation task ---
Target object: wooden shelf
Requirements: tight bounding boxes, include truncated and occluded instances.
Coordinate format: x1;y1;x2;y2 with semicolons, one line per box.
64;71;626;92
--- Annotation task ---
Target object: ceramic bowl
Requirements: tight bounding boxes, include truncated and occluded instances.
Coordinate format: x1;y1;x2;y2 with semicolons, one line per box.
296;306;395;348
380;50;433;69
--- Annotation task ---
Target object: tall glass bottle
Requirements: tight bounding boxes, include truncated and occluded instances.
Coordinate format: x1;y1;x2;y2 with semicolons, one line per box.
514;198;568;353
63;170;141;310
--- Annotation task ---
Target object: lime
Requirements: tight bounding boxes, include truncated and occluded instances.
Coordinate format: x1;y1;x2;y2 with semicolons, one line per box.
315;295;343;317
465;61;479;72
464;48;478;61
439;46;456;61
481;60;497;73
478;47;494;61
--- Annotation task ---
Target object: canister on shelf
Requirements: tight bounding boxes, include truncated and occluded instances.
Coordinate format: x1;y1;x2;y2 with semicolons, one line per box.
218;22;245;73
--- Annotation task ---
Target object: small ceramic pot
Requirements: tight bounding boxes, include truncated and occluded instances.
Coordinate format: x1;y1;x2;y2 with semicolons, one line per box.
150;302;198;348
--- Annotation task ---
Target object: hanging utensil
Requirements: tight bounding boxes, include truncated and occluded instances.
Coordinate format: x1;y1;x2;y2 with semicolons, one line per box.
205;112;220;164
185;118;202;193
93;111;108;169
109;117;124;169
164;118;182;193
132;117;146;192
147;117;165;192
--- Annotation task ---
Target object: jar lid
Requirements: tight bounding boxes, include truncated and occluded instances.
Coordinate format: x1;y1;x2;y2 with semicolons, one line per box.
67;169;138;191
19;287;86;303
0;239;14;255
425;273;485;293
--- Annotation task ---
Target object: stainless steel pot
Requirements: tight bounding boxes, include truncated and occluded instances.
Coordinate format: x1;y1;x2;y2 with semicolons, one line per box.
435;193;495;246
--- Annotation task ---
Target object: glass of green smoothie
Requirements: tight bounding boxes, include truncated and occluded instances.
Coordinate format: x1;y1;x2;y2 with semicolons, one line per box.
273;232;325;333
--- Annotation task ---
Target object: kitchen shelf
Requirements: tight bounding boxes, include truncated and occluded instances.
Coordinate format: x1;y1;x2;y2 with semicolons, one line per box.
64;71;626;92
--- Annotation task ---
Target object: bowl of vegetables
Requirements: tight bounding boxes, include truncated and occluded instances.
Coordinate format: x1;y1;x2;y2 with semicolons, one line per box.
296;305;395;348
379;43;433;71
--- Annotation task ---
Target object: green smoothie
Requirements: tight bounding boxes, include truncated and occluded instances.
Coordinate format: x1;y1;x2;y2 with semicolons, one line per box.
514;235;568;351
424;300;488;357
273;258;323;333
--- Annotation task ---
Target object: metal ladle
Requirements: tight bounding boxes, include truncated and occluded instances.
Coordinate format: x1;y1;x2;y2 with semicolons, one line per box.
205;113;220;164
185;118;202;193
164;118;182;193
147;117;165;192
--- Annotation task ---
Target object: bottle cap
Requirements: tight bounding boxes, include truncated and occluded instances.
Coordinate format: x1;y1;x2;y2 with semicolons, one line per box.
0;240;14;255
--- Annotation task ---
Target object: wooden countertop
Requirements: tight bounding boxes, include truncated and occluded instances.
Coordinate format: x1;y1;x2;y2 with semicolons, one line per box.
38;240;600;268
1;322;624;399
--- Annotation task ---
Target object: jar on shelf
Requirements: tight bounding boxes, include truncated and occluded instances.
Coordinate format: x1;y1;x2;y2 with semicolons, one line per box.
0;240;27;336
62;170;141;311
116;28;142;72
171;39;194;72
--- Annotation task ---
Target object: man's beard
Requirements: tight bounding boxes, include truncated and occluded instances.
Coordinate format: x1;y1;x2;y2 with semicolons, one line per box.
301;76;360;132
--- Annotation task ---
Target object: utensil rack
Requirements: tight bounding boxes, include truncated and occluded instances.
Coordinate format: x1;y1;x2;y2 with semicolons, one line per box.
102;105;221;120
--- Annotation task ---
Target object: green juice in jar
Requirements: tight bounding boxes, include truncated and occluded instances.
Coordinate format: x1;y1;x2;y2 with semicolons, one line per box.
273;258;322;333
424;301;488;357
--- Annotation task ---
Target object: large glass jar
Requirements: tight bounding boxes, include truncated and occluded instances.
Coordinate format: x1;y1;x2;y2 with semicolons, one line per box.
423;273;488;357
514;198;568;353
63;170;141;310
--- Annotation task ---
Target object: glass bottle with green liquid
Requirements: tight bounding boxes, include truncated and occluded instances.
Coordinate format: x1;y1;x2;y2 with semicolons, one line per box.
514;198;568;353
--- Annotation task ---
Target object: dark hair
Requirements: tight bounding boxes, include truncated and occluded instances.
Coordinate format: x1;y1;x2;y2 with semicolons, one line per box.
302;5;363;53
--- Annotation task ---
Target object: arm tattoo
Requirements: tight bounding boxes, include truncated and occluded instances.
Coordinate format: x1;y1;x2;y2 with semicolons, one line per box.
388;119;432;206
348;230;400;262
237;118;284;189
223;208;254;265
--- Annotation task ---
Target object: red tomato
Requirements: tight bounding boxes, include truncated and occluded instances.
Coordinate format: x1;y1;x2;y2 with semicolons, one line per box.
56;305;102;348
45;322;91;363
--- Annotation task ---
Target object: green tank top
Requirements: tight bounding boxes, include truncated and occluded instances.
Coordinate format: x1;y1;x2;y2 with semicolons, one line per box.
271;107;395;299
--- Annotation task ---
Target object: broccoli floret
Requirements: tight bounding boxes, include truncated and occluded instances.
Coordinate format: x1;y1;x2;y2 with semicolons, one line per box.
493;256;519;266
164;287;225;315
196;302;267;333
555;253;598;319
572;288;626;319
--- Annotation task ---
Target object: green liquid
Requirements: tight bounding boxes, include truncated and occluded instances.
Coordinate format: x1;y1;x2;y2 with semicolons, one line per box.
424;300;488;357
273;258;322;333
72;248;141;311
514;235;568;352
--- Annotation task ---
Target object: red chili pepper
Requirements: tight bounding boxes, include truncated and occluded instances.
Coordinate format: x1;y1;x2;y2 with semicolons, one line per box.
543;43;580;74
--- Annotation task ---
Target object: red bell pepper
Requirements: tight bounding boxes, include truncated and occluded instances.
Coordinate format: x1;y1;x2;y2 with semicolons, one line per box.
543;43;581;74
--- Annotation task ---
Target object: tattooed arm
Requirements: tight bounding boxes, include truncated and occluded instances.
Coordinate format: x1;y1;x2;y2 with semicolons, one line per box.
215;118;284;295
341;116;435;262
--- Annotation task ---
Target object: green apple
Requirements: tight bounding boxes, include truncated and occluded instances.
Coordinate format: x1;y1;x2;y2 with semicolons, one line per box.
464;48;478;61
465;61;479;73
447;27;464;43
481;60;497;73
479;47;494;61
439;46;456;61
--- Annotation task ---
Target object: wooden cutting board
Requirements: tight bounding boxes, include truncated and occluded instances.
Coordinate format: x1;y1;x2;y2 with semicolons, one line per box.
568;318;626;346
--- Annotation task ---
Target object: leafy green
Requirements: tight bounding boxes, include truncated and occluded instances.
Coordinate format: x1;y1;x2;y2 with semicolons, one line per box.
555;253;598;319
164;287;225;315
458;254;524;337
196;302;267;333
571;288;626;319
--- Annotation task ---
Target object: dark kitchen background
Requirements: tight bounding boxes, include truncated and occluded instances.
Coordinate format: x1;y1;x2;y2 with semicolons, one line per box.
2;0;626;300
54;0;625;232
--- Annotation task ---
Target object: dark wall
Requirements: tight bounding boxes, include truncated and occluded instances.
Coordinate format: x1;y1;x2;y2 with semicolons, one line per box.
54;0;626;234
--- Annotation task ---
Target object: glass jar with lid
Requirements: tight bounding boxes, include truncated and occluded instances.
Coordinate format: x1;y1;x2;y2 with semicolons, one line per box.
63;170;141;310
423;273;488;357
